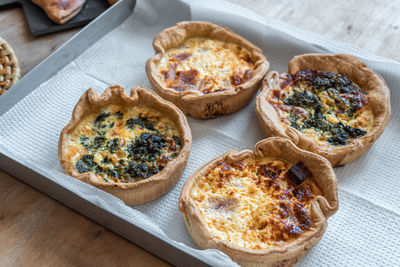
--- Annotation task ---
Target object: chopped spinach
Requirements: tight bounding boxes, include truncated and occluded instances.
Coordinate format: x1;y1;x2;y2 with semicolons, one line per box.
76;155;96;173
172;135;182;147
80;136;91;150
283;89;321;110
126;117;156;131
126;162;160;179
288;111;299;129
107;169;120;179
95;165;103;174
282;69;369;146
94;112;111;125
327;122;367;145
115;111;123;119
107;138;120;153
101;156;109;164
93;136;106;149
127;133;167;161
346;125;367;138
126;163;150;178
77;112;179;181
289;109;367;146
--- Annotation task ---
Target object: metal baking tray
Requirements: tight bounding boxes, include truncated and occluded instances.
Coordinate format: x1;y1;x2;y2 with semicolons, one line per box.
1;0;399;266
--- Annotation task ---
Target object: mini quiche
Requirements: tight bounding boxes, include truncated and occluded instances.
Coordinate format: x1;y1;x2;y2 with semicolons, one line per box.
146;21;269;119
180;137;338;267
256;54;391;167
59;85;191;205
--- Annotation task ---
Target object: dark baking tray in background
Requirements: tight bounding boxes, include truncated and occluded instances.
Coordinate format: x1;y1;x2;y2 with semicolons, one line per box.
0;0;109;36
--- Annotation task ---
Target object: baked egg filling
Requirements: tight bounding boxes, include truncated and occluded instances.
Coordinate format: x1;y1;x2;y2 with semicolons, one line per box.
157;38;255;94
64;104;182;183
190;157;319;249
268;69;374;146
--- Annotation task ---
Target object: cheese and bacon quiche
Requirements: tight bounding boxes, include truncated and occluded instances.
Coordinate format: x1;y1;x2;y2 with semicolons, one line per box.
59;85;192;205
146;21;269;119
180;137;338;267
256;54;391;166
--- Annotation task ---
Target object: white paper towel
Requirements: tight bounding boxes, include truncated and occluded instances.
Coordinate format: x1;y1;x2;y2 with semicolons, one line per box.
1;0;399;266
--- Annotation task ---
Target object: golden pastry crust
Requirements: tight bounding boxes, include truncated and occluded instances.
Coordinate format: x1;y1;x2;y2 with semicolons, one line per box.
255;54;391;167
0;37;21;95
146;21;269;119
59;85;192;205
31;0;86;24
180;137;338;267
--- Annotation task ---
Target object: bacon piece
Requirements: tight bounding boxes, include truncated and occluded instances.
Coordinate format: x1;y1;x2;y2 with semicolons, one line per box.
285;162;311;185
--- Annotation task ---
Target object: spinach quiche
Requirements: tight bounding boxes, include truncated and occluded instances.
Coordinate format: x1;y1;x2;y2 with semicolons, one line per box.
180;137;338;267
59;85;192;205
256;54;391;166
146;21;269;119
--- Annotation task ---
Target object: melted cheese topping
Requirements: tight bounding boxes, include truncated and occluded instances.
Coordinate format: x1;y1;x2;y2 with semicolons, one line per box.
64;104;182;183
157;38;255;94
190;157;319;250
268;69;374;146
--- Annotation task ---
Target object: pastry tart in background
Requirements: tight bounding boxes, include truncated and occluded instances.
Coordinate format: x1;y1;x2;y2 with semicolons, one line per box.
59;85;192;205
146;21;269;119
180;137;338;266
255;54;391;167
31;0;86;24
0;37;21;96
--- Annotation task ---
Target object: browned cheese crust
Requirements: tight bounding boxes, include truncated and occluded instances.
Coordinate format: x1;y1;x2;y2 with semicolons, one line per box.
146;21;269;119
59;85;192;205
31;0;86;24
180;137;338;266
255;54;391;167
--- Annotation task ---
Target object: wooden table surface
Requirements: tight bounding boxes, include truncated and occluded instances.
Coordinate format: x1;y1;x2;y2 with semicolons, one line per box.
0;1;398;266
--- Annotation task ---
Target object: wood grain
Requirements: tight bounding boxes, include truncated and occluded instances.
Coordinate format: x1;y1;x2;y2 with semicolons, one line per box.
0;0;399;266
226;0;400;62
0;171;170;267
